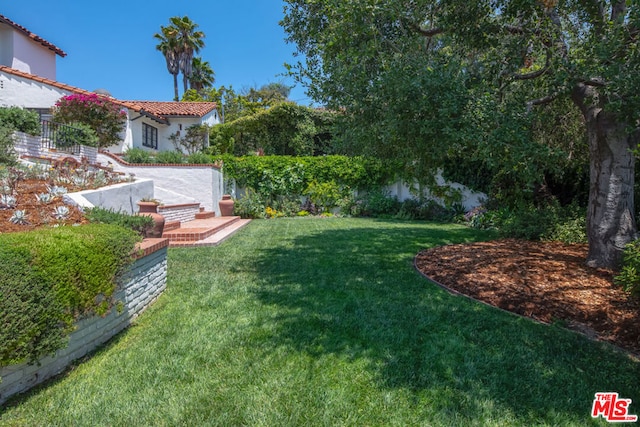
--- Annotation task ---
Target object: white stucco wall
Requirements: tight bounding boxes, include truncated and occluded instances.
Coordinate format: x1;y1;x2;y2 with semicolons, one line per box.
97;153;224;213
384;172;486;211
11;31;57;80
115;111;220;154
0;26;13;67
0;69;70;109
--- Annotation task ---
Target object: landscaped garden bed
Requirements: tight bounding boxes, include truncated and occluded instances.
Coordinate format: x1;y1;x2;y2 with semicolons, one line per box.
0;162;127;233
416;239;640;357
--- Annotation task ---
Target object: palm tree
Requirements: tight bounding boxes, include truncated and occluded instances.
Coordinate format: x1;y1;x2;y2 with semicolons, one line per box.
170;16;206;95
154;25;180;101
189;57;215;92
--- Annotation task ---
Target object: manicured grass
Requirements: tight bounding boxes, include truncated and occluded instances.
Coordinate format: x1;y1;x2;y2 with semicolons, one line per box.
1;218;638;426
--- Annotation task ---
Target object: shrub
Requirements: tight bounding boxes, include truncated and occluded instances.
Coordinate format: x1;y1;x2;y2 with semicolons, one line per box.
169;124;209;155
395;198;458;222
187;152;213;164
234;189;266;219
123;147;154;164
304;180;344;213
85;207;154;237
0;224;139;366
52;93;126;148
358;189;401;218
0;244;67;365
53;122;99;148
0;107;40;135
481;203;587;243
615;239;640;296
0;126;17;166
155;150;185;164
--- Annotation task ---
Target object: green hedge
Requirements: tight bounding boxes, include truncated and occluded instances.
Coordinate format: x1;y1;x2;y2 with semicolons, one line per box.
217;155;399;218
0;224;140;367
221;155;398;193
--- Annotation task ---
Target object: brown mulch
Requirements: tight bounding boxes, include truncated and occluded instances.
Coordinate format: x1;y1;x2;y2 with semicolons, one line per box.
0;178;87;233
415;239;640;357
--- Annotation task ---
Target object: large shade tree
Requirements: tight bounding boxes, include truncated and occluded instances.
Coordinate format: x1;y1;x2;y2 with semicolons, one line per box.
282;0;640;269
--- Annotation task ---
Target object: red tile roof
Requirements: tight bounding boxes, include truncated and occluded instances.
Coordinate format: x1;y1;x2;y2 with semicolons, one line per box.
124;101;218;118
0;14;66;57
0;66;217;124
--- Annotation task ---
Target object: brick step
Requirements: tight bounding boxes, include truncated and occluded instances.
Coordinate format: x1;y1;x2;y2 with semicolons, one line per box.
168;219;252;248
163;220;181;232
195;211;216;219
162;216;243;244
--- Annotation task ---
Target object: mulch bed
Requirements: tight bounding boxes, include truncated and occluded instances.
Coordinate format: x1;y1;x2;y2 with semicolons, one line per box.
0;178;87;233
415;239;640;357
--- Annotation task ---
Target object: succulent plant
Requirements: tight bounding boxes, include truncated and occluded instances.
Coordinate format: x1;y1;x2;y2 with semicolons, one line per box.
0;194;17;209
46;185;68;196
52;206;70;220
9;210;28;224
36;193;54;204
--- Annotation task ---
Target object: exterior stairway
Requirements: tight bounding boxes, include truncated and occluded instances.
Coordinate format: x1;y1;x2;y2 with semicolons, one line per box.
161;209;251;248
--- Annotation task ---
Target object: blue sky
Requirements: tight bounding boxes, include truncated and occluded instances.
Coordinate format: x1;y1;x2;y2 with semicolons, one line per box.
1;1;311;104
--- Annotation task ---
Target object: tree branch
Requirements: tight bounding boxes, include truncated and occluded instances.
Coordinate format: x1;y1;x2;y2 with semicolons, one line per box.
611;1;626;23
405;20;444;38
526;92;561;111
581;78;606;88
512;48;551;80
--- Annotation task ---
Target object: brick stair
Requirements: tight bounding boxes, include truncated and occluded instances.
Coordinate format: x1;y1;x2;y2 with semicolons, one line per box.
162;216;251;248
195;211;216;219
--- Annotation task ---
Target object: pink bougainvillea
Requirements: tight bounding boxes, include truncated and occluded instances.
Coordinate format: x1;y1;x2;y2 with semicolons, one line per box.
52;94;127;148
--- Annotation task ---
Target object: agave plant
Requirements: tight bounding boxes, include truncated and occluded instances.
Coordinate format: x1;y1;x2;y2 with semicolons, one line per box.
10;210;28;224
36;193;54;204
0;194;17;209
52;206;70;220
47;185;68;196
72;175;88;187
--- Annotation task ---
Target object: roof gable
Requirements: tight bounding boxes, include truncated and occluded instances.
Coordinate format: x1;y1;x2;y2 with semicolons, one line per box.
0;14;66;57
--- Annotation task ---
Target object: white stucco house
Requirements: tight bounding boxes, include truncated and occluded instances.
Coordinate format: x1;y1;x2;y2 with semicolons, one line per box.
0;13;220;154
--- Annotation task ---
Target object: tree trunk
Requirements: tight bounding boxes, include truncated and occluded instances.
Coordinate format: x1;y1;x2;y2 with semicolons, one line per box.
573;84;637;269
173;73;179;101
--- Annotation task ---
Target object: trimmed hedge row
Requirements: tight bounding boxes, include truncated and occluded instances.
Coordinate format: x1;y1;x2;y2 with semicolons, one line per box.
0;224;140;367
220;155;399;194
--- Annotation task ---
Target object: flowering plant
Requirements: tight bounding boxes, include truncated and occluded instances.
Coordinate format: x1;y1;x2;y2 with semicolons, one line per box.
52;94;127;148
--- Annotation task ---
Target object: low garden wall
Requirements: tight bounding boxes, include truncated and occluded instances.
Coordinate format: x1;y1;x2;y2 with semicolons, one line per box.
13;131;98;164
0;238;169;405
64;179;155;215
98;152;224;215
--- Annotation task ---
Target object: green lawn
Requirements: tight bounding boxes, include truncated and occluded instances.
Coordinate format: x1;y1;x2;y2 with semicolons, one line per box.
1;218;638;426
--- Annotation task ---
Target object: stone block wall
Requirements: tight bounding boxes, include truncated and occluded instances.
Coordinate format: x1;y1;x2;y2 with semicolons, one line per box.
157;203;202;223
0;239;169;405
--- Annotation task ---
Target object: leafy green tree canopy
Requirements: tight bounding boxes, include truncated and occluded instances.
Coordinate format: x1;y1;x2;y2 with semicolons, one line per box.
282;0;640;269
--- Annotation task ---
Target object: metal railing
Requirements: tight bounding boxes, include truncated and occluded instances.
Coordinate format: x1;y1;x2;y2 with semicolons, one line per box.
41;120;84;155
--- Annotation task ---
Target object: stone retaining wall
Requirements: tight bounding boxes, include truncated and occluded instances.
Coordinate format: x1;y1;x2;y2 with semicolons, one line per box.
0;238;169;405
157;203;201;223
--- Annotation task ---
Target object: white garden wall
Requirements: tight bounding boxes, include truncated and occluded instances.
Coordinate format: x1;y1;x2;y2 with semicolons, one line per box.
13;131;98;164
97;153;225;215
